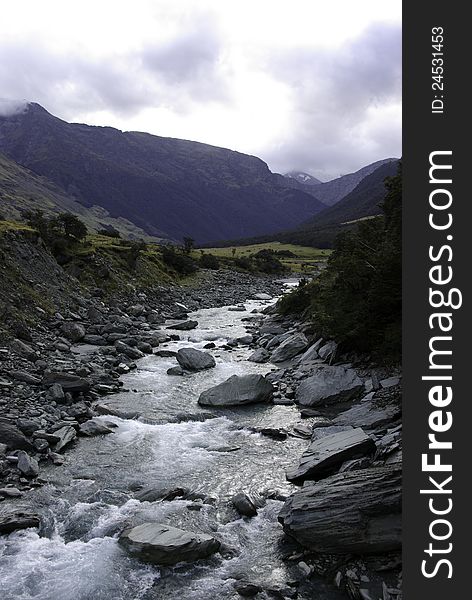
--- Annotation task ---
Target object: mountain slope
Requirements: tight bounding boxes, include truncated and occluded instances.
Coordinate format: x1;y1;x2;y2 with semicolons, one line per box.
210;160;400;248
0;103;326;244
0;153;161;240
284;171;322;186
307;158;397;206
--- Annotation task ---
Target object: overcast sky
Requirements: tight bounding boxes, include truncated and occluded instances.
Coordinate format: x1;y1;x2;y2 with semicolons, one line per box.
0;0;401;180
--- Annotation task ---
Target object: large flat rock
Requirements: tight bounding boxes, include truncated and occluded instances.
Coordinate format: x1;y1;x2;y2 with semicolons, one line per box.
286;428;375;483
333;400;401;430
271;333;309;363
119;523;220;565
279;465;402;554
295;365;363;407
198;374;274;407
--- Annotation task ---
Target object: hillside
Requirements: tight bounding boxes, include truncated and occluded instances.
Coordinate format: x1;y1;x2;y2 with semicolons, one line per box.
306;158;397;206
0;103;326;244
205;160;399;248
0;153;161;241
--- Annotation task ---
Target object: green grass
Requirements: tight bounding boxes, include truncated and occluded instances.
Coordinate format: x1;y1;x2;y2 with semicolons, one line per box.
0;220;35;233
194;242;331;273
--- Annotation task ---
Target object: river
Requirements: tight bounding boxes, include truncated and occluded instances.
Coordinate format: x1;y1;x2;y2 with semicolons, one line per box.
0;294;346;600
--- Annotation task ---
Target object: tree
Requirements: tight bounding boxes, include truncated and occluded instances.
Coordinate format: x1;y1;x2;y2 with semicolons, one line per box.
55;213;88;241
183;237;195;254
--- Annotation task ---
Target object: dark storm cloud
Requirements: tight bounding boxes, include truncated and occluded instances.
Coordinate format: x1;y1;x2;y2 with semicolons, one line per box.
262;21;401;177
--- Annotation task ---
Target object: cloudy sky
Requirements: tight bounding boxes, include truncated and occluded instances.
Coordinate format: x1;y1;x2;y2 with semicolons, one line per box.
0;0;401;180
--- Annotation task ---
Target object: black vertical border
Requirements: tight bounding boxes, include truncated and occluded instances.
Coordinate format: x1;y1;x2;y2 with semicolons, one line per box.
403;2;469;598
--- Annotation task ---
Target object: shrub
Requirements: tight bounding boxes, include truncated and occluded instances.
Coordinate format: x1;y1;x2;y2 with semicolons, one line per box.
161;245;198;275
199;253;220;270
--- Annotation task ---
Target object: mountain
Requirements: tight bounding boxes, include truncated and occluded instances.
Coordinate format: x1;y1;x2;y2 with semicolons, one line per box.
307;158;398;206
0;153;161;240
211;160;400;248
0;103;326;244
284;171;322;186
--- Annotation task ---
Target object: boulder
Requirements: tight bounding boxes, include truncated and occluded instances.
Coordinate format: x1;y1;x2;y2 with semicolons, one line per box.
61;322;86;342
333;400;401;430
11;371;41;385
286;428;376;483
11;339;36;360
82;334;107;346
79;419;114;437
54;425;77;452
0;421;34;451
119;523;220;565
17;451;39;478
254;293;271;300
318;340;338;361
0;512;41;535
167;366;184;376
279;466;402;554
176;348;216;371
295;366;363;407
248;348;270;363
115;341;144;360
198;375;274;407
231;492;258;517
271;333;309;363
167;320;198;331
43;372;90;393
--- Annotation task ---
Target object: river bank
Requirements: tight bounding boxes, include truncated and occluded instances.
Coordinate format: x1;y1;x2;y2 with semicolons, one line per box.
0;274;402;600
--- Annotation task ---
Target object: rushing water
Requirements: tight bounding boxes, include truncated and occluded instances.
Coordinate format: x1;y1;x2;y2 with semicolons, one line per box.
0;294;346;600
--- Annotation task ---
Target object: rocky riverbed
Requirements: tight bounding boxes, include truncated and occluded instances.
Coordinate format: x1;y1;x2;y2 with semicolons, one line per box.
0;273;402;600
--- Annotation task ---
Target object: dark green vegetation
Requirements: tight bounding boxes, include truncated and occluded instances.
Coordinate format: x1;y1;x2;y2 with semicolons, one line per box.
279;164;402;360
0;103;328;244
218;160;399;249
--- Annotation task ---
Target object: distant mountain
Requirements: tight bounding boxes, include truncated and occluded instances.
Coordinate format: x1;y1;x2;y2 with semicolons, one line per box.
308;158;398;206
0;103;326;244
0;153;159;240
284;171;322;186
212;160;400;248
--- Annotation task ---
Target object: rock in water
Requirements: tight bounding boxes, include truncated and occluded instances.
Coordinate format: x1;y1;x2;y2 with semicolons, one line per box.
295;365;363;407
167;320;198;331
54;425;77;452
119;523;220;565
79;419;114;437
0;512;41;534
279;466;402;554
286;428;375;483
176;348;216;371
248;348;270;363
231;492;258;517
271;333;309;363
198;375;274;407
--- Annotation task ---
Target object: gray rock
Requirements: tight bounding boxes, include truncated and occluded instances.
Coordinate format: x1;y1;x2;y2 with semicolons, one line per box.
0;512;41;534
279;466;402;554
254;293;271;300
286;428;376;483
115;341;144;360
155;350;177;358
83;334;107;345
380;376;401;388
248;348;270;363
167;320;198;331
333;401;401;430
167;366;185;376
137;341;153;354
79;419;114;437
49;383;65;401
11;370;41;385
231;492;258;517
43;372;90;393
198;375;274;407
0;421;34;451
295;365;363;407
17;451;39;478
61;322;86;342
0;487;23;498
271;333;309;363
119;523;220;565
318;340;338;361
54;425;77;452
16;418;41;435
11;339;36;360
176;348;216;371
298;339;324;363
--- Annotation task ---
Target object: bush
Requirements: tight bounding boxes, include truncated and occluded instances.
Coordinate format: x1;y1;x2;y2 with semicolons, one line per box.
161;245;198;275
98;227;121;238
199;253;220;270
23;210;88;258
